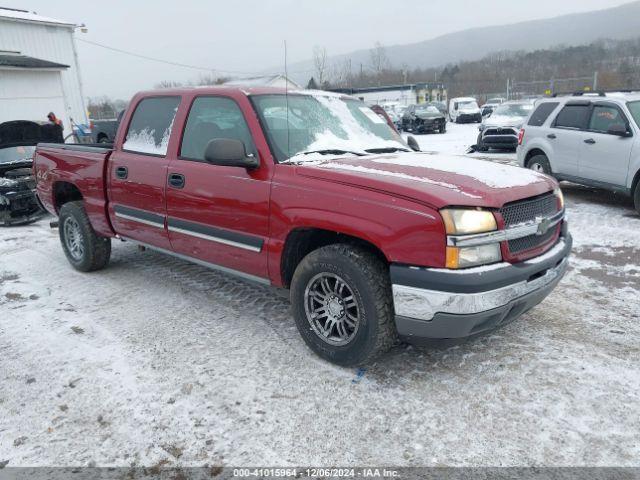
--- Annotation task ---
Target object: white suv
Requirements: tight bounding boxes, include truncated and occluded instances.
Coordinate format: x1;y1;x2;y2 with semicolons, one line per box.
517;92;640;214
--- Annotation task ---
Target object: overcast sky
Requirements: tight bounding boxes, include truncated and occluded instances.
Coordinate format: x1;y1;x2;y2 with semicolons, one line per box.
8;0;634;99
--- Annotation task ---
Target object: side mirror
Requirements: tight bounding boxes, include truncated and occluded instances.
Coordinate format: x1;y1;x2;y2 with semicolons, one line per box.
607;124;632;137
407;135;420;152
204;138;259;168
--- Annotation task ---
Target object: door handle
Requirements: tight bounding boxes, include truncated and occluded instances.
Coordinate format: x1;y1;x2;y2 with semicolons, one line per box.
115;166;128;179
547;134;556;139
584;138;596;145
168;173;185;189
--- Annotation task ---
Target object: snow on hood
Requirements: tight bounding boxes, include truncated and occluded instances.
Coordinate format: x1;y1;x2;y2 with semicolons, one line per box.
483;114;527;128
296;152;556;209
369;153;548;189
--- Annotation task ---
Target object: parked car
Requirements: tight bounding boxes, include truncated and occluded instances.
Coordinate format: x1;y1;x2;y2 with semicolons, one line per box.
402;104;447;133
480;97;506;116
517;91;640;214
477;100;535;152
90;118;119;144
449;97;482;123
0;120;62;225
34;86;571;365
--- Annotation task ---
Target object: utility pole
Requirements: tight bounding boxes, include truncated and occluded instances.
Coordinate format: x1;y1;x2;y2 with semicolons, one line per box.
593;71;599;91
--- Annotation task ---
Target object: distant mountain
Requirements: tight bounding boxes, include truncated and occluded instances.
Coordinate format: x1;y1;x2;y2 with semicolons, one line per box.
283;1;640;83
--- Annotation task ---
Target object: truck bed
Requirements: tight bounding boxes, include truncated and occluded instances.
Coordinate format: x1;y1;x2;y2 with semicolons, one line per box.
34;142;114;237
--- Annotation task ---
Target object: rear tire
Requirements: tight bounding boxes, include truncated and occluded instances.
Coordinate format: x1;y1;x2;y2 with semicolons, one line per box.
59;201;111;272
527;154;552;175
290;244;397;366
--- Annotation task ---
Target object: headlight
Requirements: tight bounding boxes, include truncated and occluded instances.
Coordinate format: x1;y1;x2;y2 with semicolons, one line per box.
446;244;502;269
441;208;497;235
441;208;501;269
554;187;564;210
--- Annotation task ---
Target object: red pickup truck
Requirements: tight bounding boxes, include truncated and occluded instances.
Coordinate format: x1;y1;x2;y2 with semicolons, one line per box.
34;87;571;366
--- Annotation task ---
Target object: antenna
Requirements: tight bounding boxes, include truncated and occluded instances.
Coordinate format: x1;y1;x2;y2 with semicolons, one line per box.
284;40;290;160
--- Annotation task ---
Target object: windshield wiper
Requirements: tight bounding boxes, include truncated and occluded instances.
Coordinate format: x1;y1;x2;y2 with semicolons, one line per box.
300;149;366;157
364;147;411;154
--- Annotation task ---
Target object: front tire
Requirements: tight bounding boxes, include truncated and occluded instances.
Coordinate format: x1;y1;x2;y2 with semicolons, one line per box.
59;201;111;272
476;132;488;152
527;154;552;175
290;244;397;366
634;182;640;215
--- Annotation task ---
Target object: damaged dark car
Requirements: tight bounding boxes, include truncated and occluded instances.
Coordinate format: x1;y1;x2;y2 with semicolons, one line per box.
0;120;62;225
401;104;447;134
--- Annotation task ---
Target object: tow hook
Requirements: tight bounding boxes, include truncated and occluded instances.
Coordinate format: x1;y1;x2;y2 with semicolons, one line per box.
50;220;59;229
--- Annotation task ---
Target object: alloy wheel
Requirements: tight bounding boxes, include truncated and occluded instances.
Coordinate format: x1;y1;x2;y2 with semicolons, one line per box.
63;216;84;261
304;272;360;346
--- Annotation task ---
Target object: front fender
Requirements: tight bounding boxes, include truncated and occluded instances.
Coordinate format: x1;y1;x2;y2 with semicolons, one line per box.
267;179;447;286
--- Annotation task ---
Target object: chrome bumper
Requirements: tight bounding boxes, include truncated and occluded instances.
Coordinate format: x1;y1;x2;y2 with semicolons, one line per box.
392;236;571;324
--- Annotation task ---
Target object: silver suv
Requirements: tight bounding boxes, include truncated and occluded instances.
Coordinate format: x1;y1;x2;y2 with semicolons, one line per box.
478;100;534;151
517;92;640;214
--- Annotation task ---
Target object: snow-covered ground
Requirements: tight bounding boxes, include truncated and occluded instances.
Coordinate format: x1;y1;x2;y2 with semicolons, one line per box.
1;122;639;468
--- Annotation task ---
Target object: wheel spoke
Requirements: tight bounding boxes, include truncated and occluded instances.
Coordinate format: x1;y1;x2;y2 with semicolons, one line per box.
335;320;348;339
320;278;332;295
343;295;357;310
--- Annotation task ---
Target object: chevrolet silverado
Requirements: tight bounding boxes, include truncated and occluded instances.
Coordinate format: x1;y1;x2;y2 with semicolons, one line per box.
34;87;571;366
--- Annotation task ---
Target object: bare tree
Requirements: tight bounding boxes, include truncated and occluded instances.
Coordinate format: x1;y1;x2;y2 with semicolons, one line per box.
369;42;390;85
155;80;184;89
313;46;328;88
196;73;230;86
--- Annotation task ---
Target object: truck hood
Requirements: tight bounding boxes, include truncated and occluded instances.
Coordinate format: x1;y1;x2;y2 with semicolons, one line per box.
295;152;556;209
483;114;527;128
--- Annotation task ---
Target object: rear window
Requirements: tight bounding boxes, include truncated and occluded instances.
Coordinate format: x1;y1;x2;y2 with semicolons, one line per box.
553;104;590;129
123;96;181;156
528;102;559;126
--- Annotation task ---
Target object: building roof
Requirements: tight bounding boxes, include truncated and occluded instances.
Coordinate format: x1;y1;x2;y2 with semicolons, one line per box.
0;52;69;69
224;74;301;88
332;82;446;95
0;6;76;27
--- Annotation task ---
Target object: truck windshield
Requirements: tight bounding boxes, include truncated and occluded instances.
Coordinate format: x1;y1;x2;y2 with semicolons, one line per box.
251;93;407;163
0;146;35;164
627;101;640;128
493;104;534;117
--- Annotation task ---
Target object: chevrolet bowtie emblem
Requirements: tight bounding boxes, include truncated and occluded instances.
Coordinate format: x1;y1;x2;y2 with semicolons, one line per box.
536;217;553;236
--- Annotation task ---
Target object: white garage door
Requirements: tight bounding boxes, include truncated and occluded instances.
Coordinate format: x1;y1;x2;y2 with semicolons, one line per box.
0;69;66;125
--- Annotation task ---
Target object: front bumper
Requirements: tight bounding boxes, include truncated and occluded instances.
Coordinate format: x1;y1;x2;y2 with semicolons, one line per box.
391;234;572;342
457;113;482;123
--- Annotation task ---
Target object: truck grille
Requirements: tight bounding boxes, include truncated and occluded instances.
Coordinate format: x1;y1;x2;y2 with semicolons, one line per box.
484;128;517;136
500;192;559;254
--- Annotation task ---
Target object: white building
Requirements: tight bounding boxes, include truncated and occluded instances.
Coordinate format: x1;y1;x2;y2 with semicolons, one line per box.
224;74;301;89
0;7;87;133
332;83;448;107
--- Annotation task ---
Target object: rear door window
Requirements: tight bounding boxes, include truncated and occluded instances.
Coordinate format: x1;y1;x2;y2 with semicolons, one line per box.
180;96;256;161
588;105;627;133
528;102;559;126
123;96;181;156
553;104;590;130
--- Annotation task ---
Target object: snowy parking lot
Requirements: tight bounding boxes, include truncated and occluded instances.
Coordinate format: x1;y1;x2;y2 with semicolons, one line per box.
1;122;639;468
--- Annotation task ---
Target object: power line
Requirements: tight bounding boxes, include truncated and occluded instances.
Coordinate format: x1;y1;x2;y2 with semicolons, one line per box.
76;38;315;77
